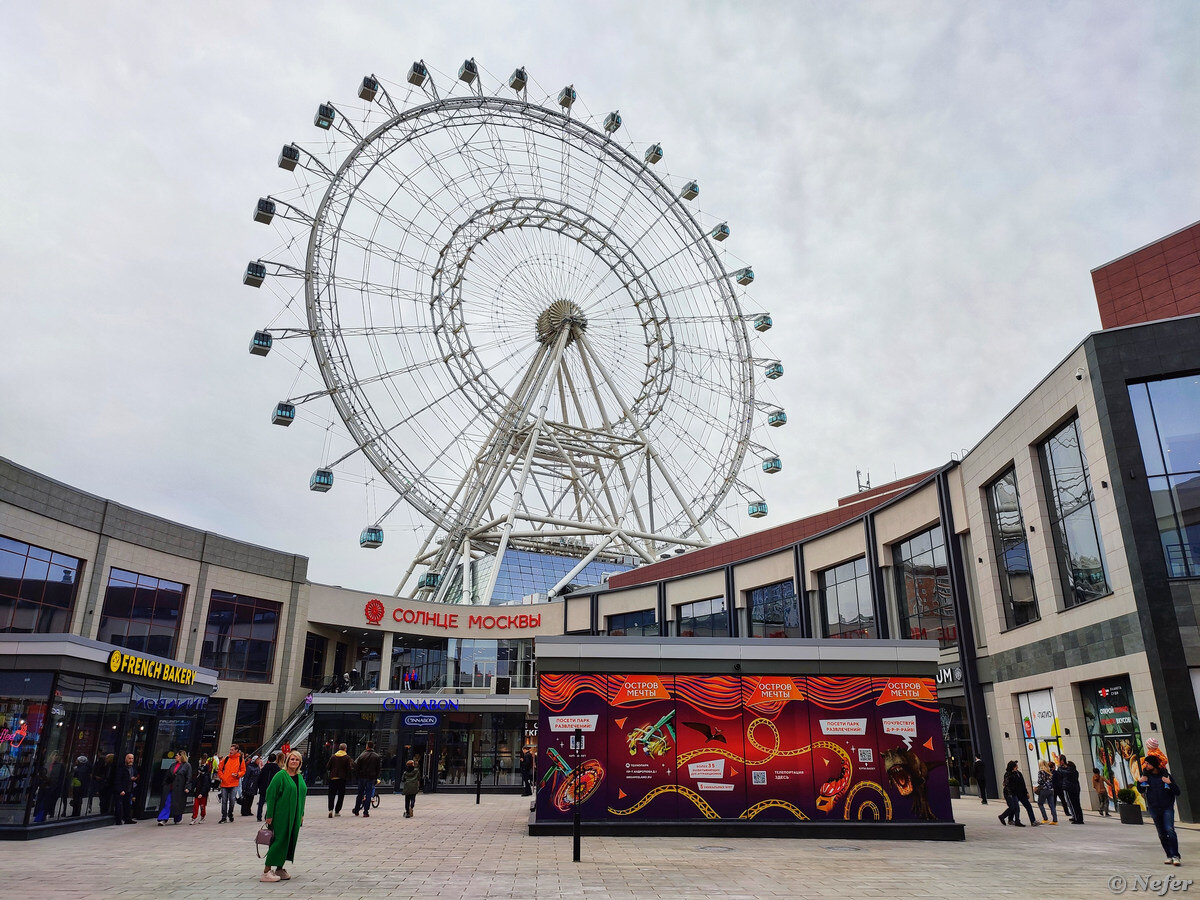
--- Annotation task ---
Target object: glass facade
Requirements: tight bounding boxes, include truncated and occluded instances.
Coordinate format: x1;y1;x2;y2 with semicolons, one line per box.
676;597;728;637
97;568;187;658
819;557;876;639
986;468;1039;628
232;699;268;752
300;632;327;689
0;536;83;634
747;580;801;638
391;634;448;691
200;591;281;683
607;609;658;636
0;672;53;825
893;527;956;648
450;638;535;690
450;549;633;605
1039;418;1110;605
1130;375;1200;577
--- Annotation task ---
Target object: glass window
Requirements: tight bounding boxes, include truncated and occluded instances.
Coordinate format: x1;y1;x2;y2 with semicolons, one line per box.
391;635;449;691
231;699;267;753
747;580;801;638
199;698;225;760
0;672;53;826
31;675;118;824
986;468;1040;628
893;526;956;647
1130;376;1200;577
0;536;83;634
676;597;728;637
300;632;327;689
1039;418;1111;606
607;609;658;636
97;567;187;658
448;639;535;690
200;591;281;683
819;558;876;639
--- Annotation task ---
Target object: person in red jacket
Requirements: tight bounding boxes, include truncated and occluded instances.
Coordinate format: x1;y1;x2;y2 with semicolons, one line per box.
216;744;245;824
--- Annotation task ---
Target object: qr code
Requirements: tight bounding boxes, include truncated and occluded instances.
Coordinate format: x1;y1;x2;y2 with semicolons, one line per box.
858;748;873;763
752;770;767;786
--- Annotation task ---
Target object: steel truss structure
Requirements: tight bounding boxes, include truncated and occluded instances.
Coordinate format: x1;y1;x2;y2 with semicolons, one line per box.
247;62;783;603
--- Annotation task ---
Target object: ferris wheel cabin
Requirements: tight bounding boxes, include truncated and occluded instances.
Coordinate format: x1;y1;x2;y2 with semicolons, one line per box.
408;61;428;87
762;457;782;474
753;314;772;332
314;104;335;130
243;262;266;288
711;223;730;242
603;111;622;133
277;144;300;171
748;501;769;518
644;144;663;164
509;68;527;92
249;331;273;356
418;573;442;589
253;198;276;225
359;527;384;549
765;362;783;379
309;469;333;492
734;267;755;286
271;402;296;426
358;76;379;102
767;410;787;427
680;181;699;201
558;86;577;109
459;59;478;84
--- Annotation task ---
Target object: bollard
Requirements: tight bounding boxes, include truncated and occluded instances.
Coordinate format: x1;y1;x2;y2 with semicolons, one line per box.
475;766;482;805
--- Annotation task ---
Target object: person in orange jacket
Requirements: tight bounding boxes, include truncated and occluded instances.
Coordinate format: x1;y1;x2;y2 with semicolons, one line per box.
216;743;246;823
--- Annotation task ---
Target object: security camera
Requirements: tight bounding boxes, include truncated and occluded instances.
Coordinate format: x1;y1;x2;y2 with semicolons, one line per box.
1075;367;1085;381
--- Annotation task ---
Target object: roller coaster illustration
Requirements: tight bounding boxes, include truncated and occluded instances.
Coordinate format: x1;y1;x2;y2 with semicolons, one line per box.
540;746;606;812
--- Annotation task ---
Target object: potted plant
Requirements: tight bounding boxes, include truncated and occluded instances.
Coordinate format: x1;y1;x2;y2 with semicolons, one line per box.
948;777;961;800
1116;787;1143;825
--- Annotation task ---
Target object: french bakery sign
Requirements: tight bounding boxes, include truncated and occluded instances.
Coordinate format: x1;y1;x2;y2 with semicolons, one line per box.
364;600;541;632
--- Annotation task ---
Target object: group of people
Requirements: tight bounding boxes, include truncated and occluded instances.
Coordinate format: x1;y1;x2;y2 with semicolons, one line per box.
324;741;384;818
997;757;1085;827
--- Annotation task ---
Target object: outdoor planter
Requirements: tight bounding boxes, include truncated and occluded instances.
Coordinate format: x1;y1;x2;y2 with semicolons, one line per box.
1116;789;1143;825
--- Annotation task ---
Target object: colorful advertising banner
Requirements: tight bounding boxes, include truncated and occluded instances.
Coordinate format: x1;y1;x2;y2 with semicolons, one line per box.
536;672;954;824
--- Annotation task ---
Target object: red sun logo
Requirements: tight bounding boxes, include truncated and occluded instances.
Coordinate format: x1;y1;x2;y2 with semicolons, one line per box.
364;598;385;625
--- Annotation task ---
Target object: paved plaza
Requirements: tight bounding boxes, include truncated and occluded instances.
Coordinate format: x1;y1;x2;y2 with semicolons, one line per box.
5;794;1197;899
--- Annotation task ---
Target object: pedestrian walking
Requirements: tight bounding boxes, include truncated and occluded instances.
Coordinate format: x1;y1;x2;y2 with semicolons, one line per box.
240;756;261;817
1035;760;1058;824
190;755;213;824
158;751;191;825
352;741;382;817
113;752;138;825
257;752;280;821
972;754;988;804
1051;757;1073;822
999;760;1039;827
1138;752;1182;866
217;744;246;823
520;745;535;797
1092;767;1111;817
326;743;353;817
1063;760;1084;824
261;750;308;883
401;759;421;818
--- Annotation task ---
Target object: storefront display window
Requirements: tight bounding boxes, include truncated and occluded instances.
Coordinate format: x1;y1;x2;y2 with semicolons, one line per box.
1016;688;1062;784
747;580;801;638
1080;675;1143;809
0;672;52;825
0;536;83;634
97;568;187;658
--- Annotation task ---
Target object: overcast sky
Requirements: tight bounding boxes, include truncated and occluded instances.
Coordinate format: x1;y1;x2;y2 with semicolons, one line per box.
2;1;1198;595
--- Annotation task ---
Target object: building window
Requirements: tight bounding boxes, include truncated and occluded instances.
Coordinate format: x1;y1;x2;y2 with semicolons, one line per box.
1039;418;1111;606
200;698;225;760
0;536;83;634
893;526;956;648
200;591;281;682
97;568;187;657
676;597;727;637
449;638;535;690
231;699;268;753
747;580;801;638
1129;375;1200;578
300;632;327;689
819;557;876;639
986;468;1040;629
607;609;657;636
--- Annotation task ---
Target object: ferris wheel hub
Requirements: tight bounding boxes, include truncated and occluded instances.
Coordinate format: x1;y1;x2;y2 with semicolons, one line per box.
536;299;588;346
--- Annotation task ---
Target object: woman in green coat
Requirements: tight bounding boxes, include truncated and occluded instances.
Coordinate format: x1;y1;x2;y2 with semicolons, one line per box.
262;750;307;882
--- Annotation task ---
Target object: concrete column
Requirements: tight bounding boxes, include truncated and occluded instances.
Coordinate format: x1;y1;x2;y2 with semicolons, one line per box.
379;630;394;690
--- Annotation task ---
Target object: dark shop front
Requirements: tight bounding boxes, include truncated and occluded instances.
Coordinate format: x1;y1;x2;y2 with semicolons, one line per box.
0;634;218;839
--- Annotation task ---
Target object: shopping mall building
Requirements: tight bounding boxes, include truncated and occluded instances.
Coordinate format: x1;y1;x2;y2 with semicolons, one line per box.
2;221;1200;837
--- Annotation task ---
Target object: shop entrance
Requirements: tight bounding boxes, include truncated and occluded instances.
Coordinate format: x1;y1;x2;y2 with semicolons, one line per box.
122;714;195;817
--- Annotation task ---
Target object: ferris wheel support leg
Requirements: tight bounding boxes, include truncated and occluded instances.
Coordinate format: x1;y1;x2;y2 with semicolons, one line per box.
548;530;622;599
576;333;710;543
476;327;573;607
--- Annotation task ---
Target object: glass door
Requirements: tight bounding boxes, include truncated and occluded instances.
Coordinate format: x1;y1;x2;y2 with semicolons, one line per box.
143;717;194;816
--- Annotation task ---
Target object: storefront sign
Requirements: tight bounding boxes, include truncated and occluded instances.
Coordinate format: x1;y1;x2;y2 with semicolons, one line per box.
365;600;542;632
402;714;440;727
936;665;964;686
108;649;197;686
130;685;208;712
381;697;460;712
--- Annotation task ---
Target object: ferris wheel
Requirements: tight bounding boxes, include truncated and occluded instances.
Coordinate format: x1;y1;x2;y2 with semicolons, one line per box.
245;59;784;603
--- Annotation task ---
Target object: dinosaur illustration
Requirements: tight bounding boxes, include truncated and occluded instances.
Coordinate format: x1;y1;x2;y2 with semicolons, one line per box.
682;721;727;744
883;746;942;820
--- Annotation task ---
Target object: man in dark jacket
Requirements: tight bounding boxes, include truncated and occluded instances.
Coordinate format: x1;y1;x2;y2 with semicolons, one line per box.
113;753;138;825
1051;759;1073;822
1139;753;1182;865
256;752;280;822
1063;759;1084;824
352;742;383;818
327;743;354;817
520;746;535;797
971;755;988;804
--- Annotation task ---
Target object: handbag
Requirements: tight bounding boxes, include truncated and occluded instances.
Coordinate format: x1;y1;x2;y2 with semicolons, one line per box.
255;823;274;858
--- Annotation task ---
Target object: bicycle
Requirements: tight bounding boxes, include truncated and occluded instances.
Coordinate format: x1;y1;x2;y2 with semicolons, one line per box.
371;779;381;809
